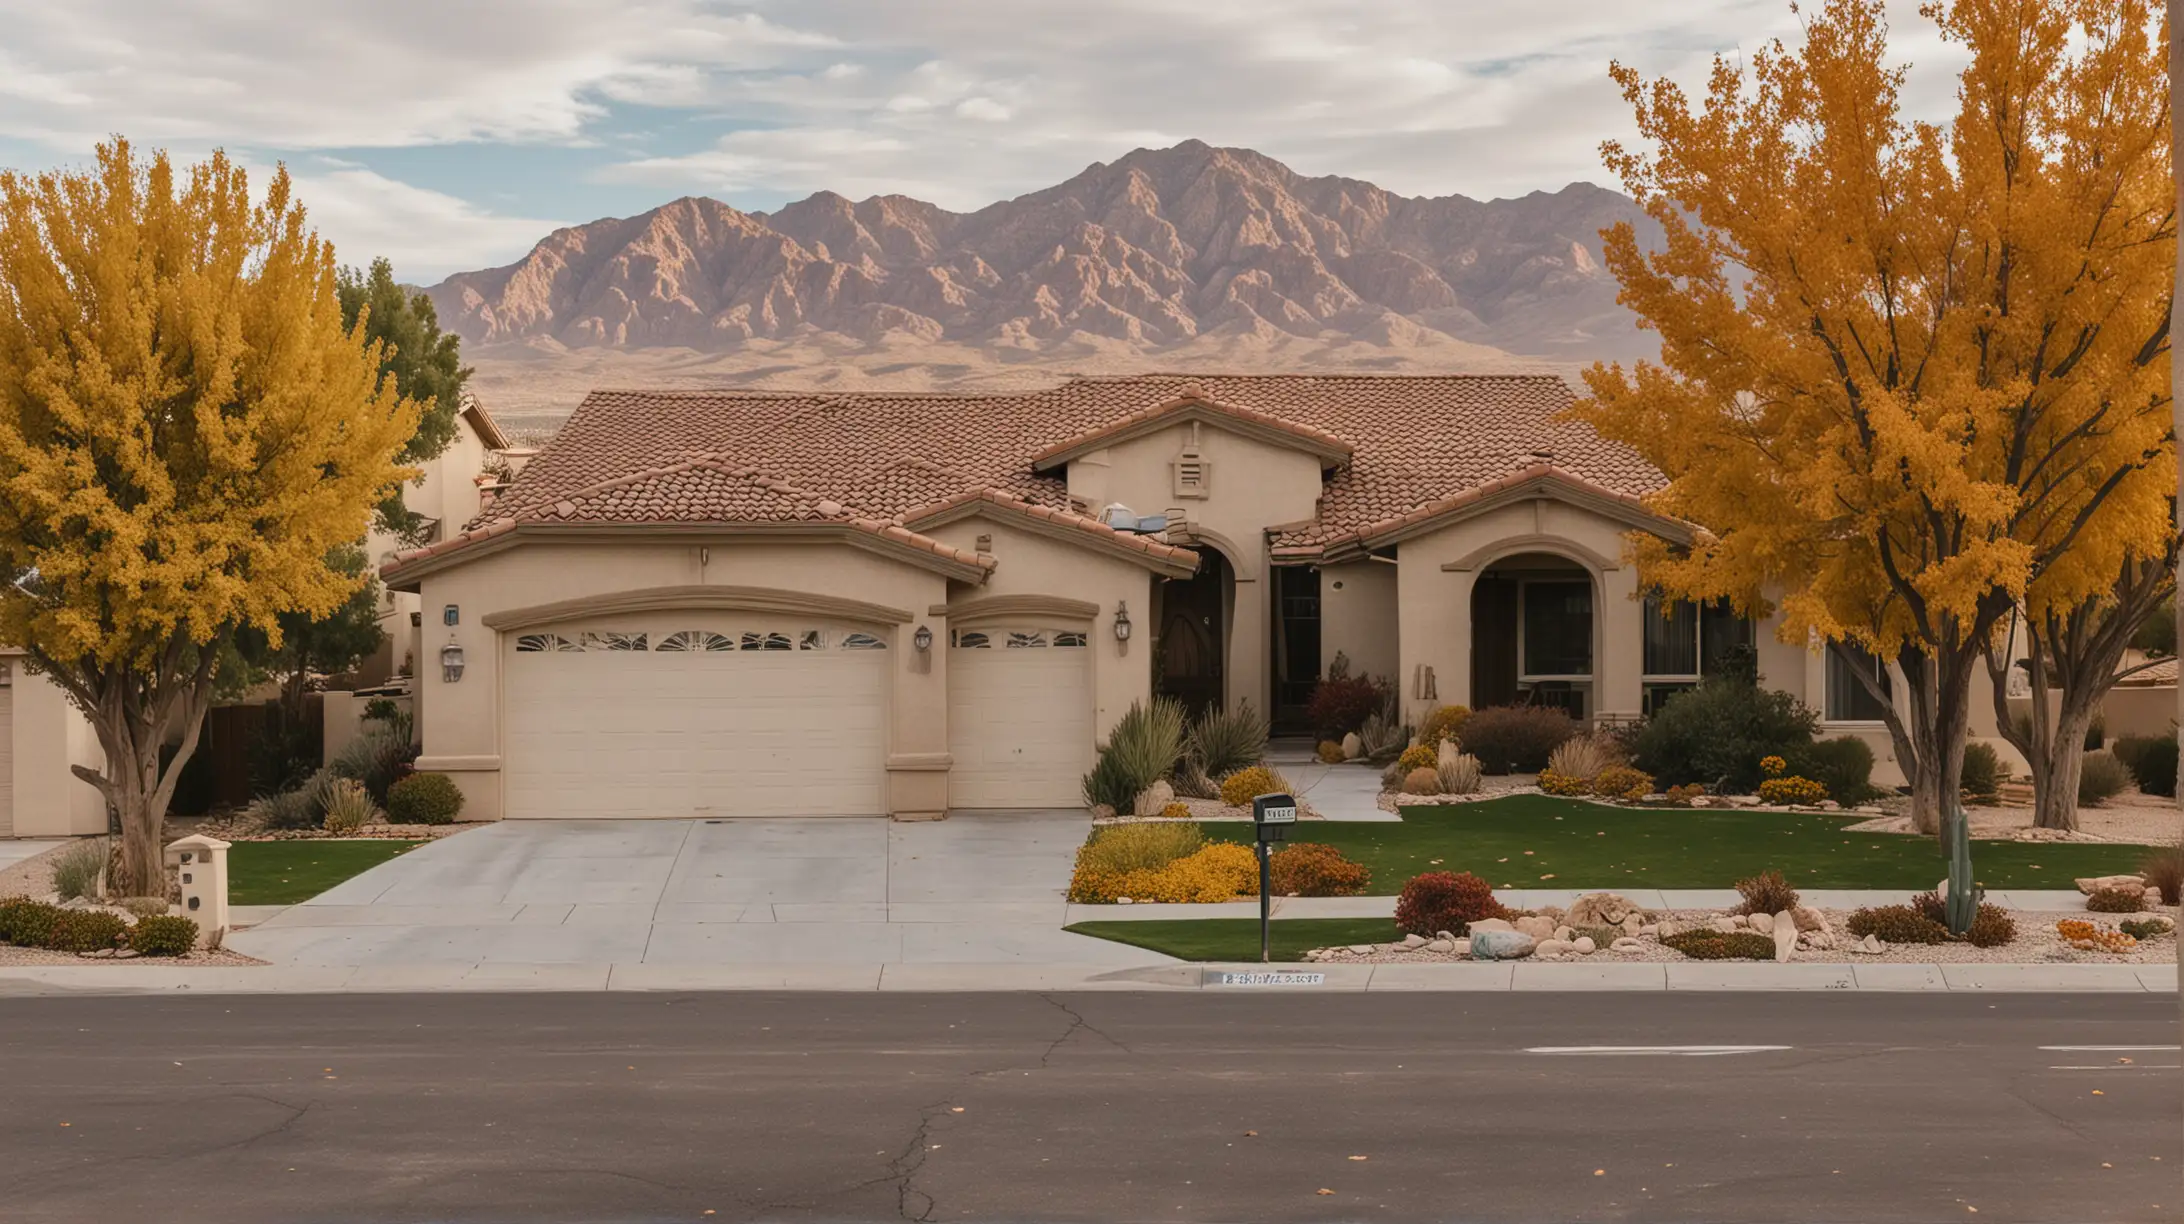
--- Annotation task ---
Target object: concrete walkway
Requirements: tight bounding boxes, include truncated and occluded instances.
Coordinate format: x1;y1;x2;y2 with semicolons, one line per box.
1266;749;1401;821
226;815;1155;970
0;839;67;868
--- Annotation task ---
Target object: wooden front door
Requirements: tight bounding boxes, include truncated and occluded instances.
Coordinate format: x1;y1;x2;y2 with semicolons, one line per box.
1156;549;1228;718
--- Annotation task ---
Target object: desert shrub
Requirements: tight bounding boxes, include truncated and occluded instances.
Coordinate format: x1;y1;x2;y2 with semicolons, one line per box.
1307;667;1390;740
1732;870;1799;916
1902;891;2021;947
2140;837;2184;905
321;778;380;835
1379;760;1408;792
1537;768;1589;796
2120;918;2174;940
128;915;201;957
1067;823;1209;902
2084;715;2106;751
1659;929;1777;960
1358;709;1408;763
1269;843;1371;897
1435;743;1482;795
1460;705;1579;774
1664;783;1707;805
1788;737;1878;805
2084;885;2149;913
1590;765;1654;801
1957;741;2004;800
1400;766;1442;796
387;772;465;826
1219;765;1291;808
333;723;420;805
1846;904;1951;944
117;896;169;918
2057;918;2138;952
45;909;128;953
247;783;321;832
1419;705;1470;749
1629;674;1820;791
1395;744;1437;772
1394;871;1505;936
1189;702;1267;778
1571;924;1624;948
1170;762;1219;800
1083;698;1188;810
49;838;108;901
1547;734;1621;782
1159;801;1190;820
2077;750;2133;806
1758;776;1828;804
1318;740;1346;765
1110;843;1261;903
2113;734;2178;798
0;896;61;946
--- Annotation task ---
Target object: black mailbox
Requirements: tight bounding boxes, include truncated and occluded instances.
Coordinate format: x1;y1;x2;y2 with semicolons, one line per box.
1249;792;1298;962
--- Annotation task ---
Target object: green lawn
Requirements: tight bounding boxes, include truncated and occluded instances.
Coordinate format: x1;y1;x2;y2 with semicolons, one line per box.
1197;794;2157;890
1067;918;1392;963
227;839;425;906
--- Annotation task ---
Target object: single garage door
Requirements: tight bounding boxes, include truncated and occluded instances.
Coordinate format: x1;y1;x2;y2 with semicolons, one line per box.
504;622;889;818
947;626;1094;808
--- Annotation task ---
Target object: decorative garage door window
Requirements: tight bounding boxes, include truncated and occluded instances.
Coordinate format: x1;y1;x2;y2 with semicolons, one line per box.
515;633;584;652
521;629;870;652
951;628;1087;648
656;631;734;652
741;631;793;651
582;631;649;651
841;632;887;650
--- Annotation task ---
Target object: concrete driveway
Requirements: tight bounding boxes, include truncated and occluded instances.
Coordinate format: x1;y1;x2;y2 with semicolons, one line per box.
226;814;1163;972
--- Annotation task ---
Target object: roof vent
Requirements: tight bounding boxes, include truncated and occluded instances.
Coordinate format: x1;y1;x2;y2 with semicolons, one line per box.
1528;448;1556;464
1100;503;1169;534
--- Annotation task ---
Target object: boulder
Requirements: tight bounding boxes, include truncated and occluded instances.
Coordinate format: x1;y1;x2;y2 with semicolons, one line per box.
1711;916;1739;934
1748;912;1774;936
1089;804;1117;820
1435;930;1457;942
1340;732;1364;761
1610;937;1644;952
1725;794;1763;807
1689;796;1713;807
1453;939;1472;957
1467;918;1516;934
1853;933;1884;955
1470;930;1537;960
1554;925;1575;943
1638;923;1659;937
1621;914;1645;935
1132;779;1176;817
1535;905;1567;922
1534;939;1574;957
2076;874;2145;896
1572;936;1597;954
1790;906;1832;935
1427;939;1455;953
1566;892;1643;927
1799;930;1836;950
1401;933;1427;949
1514;915;1558;941
1773;911;1798;962
1347;944;1375;954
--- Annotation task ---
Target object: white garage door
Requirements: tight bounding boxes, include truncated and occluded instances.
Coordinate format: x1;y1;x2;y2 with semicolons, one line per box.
947;626;1094;809
504;623;889;819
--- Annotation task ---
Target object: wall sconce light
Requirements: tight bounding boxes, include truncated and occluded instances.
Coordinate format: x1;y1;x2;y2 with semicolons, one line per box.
1113;602;1132;642
913;625;934;652
442;604;460;626
440;641;466;683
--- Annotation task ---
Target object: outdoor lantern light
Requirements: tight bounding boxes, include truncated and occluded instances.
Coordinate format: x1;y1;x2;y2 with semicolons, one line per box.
1113;601;1132;642
913;624;934;651
439;641;466;684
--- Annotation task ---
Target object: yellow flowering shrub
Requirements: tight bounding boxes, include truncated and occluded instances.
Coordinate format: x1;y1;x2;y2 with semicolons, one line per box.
1758;776;1828;804
1396;744;1437;772
1113;843;1262;903
1591;766;1655;801
1316;740;1346;764
1159;802;1191;820
2056;919;2138;953
1760;755;1788;777
1219;765;1291;808
1537;768;1590;796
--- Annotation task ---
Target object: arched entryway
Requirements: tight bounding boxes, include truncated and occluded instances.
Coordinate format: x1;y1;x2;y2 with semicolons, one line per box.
1470;551;1597;720
1154;547;1231;718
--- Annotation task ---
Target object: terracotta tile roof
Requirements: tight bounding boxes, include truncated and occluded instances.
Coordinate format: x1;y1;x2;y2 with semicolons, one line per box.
1332;462;1688;551
901;488;1201;571
2119;656;2178;686
1030;387;1354;470
460;374;1664;559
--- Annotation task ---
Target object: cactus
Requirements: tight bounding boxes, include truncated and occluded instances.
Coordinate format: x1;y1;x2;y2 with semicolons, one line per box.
1944;801;1982;937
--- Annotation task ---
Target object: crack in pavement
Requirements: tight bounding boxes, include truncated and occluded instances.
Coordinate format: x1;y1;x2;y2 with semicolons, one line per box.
1034;993;1131;1065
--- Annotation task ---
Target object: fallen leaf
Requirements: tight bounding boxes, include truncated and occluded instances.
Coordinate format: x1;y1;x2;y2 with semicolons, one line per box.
2102;1163;2113;1169
1594;1170;1605;1177
1316;1189;1335;1196
1523;850;1535;856
1541;874;1556;880
951;1107;965;1113
1244;1131;1258;1137
59;1122;69;1128
2093;1090;2105;1096
1497;858;1509;863
1348;1155;1368;1161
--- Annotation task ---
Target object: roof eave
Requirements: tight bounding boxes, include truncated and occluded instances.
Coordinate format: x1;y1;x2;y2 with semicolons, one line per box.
382;520;995;591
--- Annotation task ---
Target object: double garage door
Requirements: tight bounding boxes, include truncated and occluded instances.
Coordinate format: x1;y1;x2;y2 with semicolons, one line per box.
502;616;1095;817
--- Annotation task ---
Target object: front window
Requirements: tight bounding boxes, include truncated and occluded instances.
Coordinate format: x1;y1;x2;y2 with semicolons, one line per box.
1520;580;1592;678
1827;642;1893;722
1642;595;1754;680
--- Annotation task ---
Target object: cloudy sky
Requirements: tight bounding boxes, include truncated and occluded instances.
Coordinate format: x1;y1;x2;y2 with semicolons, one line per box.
0;1;1965;283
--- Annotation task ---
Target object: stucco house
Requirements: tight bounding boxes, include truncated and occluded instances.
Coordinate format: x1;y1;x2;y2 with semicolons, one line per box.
0;649;106;837
381;373;1986;823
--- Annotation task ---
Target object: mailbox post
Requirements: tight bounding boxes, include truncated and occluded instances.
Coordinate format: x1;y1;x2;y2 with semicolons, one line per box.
165;833;232;948
1250;792;1298;963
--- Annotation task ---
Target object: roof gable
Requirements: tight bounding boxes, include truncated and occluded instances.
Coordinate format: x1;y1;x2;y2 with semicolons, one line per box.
902;489;1200;578
1029;391;1353;474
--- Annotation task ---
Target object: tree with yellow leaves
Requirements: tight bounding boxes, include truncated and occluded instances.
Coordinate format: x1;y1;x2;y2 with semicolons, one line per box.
1576;0;2174;837
0;141;419;892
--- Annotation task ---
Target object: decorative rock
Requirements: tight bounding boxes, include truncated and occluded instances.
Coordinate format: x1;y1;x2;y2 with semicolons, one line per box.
1468;917;1515;934
1132;779;1176;817
1534;939;1573;957
1689;796;1713;807
1572;936;1597;954
1347;944;1375;954
1725;794;1762;807
1566;892;1643;927
1535;905;1567;922
1748;912;1774;936
1773;911;1797;962
1817;800;1840;811
1427;939;1455;953
1711;916;1739;934
1401;933;1427;949
1514;916;1557;941
1728;913;1751;929
1340;732;1364;760
1116;897;1134;905
1470;930;1537;960
1790;906;1832;935
1621;914;1645;935
1554;925;1575;943
1453;939;1472;956
1610;937;1644;952
1639;923;1659;937
1853;934;1884;955
1799;931;1836;950
1435;930;1458;942
1089;804;1117;820
2075;874;2144;896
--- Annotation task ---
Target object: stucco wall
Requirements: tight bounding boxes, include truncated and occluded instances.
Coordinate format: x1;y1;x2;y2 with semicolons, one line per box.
920;515;1154;740
8;662;106;837
1063;421;1326;714
412;539;955;820
1319;561;1398;685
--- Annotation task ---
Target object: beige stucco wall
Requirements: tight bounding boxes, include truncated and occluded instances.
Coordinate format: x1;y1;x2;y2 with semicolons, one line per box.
6;660;106;837
920;515;1154;740
365;414;497;686
1319;561;1399;685
1063;422;1326;715
410;538;956;820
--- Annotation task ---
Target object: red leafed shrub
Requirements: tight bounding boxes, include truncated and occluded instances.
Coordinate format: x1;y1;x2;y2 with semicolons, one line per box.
1306;673;1390;740
1269;843;1372;897
1394;871;1506;936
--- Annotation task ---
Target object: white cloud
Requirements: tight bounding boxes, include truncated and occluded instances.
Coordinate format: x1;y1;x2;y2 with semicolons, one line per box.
281;164;566;282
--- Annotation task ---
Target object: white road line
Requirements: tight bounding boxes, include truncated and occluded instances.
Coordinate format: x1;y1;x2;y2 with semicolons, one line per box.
2039;1045;2181;1052
1525;1045;1791;1057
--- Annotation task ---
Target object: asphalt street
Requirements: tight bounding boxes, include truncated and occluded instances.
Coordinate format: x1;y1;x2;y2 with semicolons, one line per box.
1;991;2176;1223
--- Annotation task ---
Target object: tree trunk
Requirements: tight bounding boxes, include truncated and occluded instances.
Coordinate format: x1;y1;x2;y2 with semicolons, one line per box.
1895;646;1977;839
2033;705;2095;833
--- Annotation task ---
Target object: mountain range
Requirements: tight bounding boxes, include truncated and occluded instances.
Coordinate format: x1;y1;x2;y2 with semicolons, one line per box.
426;141;1664;433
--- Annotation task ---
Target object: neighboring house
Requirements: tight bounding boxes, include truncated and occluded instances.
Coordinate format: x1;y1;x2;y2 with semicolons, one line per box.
381;374;2007;821
359;391;515;688
0;650;105;837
